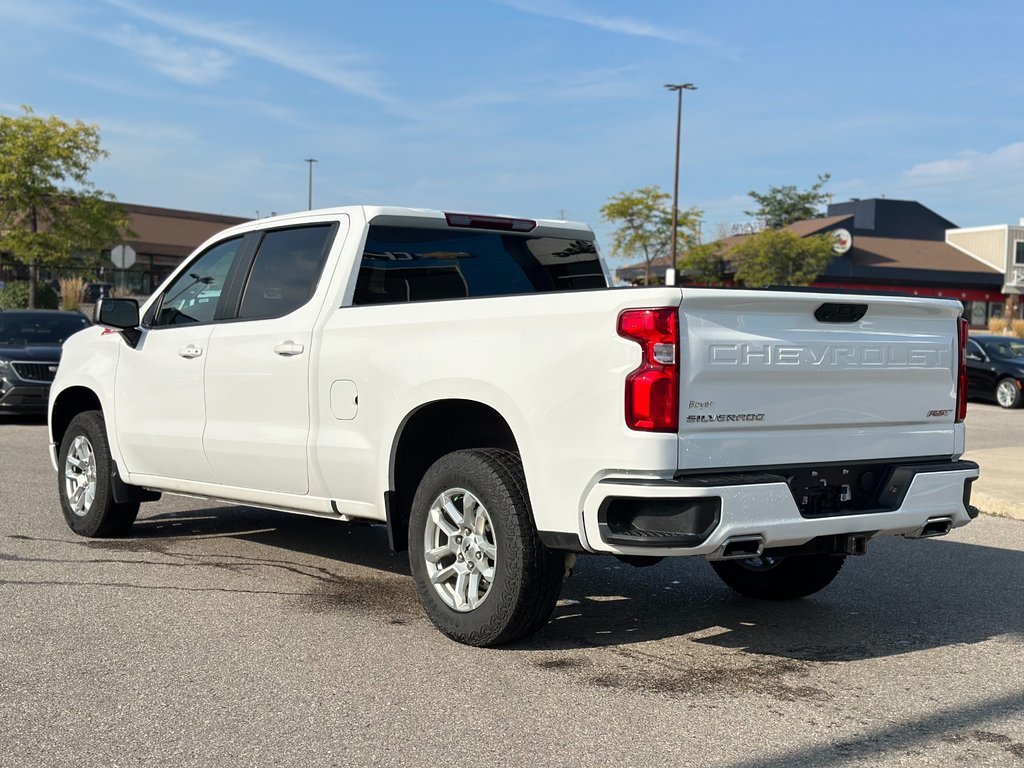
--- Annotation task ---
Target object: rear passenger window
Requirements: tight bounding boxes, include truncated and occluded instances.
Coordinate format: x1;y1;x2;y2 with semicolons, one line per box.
238;225;334;320
353;226;605;305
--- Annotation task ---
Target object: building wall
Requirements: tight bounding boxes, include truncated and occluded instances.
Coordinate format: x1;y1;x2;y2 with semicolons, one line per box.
1009;226;1024;286
947;226;1007;271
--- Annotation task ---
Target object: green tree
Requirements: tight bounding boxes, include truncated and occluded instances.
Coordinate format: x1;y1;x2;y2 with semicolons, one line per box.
601;185;701;285
744;173;831;229
678;242;727;285
732;230;835;287
0;107;131;307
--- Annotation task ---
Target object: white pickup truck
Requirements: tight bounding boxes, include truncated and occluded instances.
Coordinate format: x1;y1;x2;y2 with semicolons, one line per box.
48;206;979;646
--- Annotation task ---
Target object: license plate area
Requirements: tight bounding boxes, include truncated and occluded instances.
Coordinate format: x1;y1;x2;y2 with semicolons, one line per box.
787;462;891;518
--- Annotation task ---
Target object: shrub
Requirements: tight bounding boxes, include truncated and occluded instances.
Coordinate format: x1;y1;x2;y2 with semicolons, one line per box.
1013;319;1024;338
0;281;59;309
111;286;134;299
59;276;86;311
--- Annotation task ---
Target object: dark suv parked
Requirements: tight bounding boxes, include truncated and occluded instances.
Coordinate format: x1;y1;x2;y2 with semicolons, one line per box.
0;310;91;415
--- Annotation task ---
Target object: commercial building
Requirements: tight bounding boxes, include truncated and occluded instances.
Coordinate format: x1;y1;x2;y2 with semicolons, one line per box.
946;221;1024;325
108;204;249;295
616;198;1013;327
0;203;248;297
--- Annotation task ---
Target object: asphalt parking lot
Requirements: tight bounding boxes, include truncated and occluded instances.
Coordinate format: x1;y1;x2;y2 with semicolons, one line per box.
1;410;1022;768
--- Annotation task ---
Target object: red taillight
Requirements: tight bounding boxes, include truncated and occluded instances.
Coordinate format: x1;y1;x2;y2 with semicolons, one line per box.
618;308;679;432
956;316;968;423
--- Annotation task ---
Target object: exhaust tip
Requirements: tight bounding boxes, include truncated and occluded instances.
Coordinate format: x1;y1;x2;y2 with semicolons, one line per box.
719;535;765;559
918;517;953;538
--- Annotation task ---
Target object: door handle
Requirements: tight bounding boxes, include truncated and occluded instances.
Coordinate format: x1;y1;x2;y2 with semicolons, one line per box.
274;341;305;357
178;345;203;359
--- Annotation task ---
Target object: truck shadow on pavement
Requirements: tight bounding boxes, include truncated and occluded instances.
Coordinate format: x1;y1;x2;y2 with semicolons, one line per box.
127;504;409;576
537;531;1024;664
118;506;1023;666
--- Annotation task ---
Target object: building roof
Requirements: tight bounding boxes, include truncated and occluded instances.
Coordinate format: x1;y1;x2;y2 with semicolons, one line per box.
827;198;958;239
121;203;249;258
785;213;853;237
822;235;1002;288
613;198;1006;288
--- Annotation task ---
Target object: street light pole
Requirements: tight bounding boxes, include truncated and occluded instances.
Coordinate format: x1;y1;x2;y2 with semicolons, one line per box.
664;83;697;266
304;158;318;210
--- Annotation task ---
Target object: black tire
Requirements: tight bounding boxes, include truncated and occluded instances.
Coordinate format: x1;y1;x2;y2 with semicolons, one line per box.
408;448;564;646
995;377;1022;409
710;553;845;600
58;410;139;538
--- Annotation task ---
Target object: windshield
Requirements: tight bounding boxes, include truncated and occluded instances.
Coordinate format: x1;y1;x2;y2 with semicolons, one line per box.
982;339;1024;359
0;313;91;346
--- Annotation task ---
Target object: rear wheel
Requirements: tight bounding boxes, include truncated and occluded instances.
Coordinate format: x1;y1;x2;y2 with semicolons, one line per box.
409;449;564;646
58;411;139;537
995;377;1022;409
710;553;845;600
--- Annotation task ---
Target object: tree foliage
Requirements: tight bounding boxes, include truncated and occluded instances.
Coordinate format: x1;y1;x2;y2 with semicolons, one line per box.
601;185;701;285
678;242;728;285
732;230;835;287
0;107;131;306
744;173;831;229
0;281;59;309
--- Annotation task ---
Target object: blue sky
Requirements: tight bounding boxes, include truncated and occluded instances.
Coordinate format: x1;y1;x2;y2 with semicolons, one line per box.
2;0;1022;266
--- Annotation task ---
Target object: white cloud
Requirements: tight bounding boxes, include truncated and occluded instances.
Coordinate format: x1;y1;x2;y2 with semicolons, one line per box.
101;25;233;85
906;142;1024;180
497;0;723;49
103;0;395;106
824;141;1024;227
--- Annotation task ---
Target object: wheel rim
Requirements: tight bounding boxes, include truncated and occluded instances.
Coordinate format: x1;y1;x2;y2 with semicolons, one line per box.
997;380;1017;408
735;554;784;572
64;435;97;517
422;488;497;612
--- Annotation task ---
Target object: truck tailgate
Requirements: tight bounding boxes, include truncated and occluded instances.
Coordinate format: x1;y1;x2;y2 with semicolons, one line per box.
677;290;963;471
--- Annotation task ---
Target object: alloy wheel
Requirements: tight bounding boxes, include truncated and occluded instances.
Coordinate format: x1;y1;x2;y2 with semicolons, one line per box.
422;488;497;612
64;435;97;517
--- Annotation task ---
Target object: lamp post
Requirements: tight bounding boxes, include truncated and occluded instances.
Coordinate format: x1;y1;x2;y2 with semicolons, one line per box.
664;83;697;266
304;158;318;210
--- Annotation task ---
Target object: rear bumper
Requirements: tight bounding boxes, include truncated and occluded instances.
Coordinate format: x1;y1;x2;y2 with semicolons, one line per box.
578;460;980;558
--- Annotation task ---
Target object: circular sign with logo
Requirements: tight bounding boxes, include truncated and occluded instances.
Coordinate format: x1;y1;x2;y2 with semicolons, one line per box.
832;228;853;254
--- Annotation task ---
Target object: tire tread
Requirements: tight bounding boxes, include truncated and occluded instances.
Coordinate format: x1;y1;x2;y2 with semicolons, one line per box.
710;553;845;600
59;411;139;538
409;448;563;646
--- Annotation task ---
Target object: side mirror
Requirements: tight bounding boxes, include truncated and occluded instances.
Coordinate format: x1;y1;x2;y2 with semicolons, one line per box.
95;298;140;329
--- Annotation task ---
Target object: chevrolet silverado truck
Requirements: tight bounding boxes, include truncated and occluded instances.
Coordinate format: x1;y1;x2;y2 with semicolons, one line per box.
47;206;979;646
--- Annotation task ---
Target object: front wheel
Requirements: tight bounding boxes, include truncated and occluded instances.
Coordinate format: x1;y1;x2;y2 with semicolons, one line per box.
409;449;564;646
58;411;139;537
710;553;845;600
996;377;1022;409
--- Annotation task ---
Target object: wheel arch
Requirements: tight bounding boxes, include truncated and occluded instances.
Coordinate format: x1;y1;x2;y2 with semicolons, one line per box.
387;399;520;552
50;386;104;448
51;385;159;505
